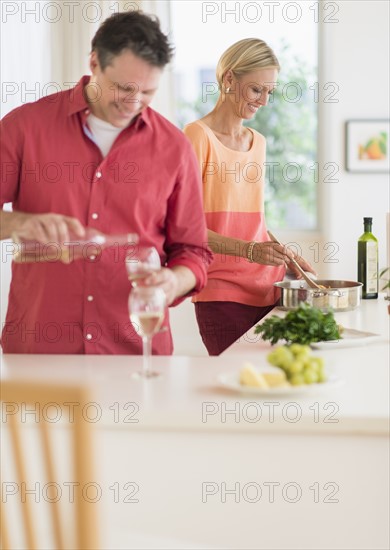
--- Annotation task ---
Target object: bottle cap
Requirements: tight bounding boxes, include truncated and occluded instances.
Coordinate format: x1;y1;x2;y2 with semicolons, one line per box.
363;217;373;224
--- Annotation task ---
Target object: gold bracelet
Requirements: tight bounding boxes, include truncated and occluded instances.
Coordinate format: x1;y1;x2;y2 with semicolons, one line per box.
247;241;256;263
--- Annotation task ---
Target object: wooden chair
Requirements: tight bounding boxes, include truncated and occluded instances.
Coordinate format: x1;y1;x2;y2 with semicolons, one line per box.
1;380;99;550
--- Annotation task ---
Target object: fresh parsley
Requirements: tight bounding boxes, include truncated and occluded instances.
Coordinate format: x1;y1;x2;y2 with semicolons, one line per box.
254;303;341;345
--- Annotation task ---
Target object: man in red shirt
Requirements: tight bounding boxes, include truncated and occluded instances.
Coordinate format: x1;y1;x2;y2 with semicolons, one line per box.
0;12;212;354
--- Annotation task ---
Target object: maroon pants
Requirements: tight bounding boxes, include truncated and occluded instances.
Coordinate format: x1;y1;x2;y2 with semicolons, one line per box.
194;301;278;356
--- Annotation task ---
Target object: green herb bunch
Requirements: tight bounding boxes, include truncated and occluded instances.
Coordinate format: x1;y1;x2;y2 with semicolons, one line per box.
254;303;341;345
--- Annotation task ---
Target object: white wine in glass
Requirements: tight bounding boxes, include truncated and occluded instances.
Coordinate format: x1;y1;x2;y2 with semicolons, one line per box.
129;286;166;378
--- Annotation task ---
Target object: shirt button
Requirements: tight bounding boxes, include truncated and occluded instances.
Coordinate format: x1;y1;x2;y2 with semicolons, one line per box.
96;171;102;179
87;295;94;302
89;255;96;261
91;213;99;220
85;109;90;115
86;333;93;341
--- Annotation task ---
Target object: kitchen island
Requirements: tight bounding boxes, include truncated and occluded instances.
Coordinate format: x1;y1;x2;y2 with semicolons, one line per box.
1;298;389;549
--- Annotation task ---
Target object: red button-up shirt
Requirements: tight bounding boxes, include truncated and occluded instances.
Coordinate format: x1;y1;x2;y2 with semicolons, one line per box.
1;76;212;354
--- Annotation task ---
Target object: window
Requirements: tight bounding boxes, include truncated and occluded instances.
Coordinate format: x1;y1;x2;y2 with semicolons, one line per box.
170;1;318;230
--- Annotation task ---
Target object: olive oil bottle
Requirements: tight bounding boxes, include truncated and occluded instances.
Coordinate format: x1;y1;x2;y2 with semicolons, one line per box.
357;217;378;299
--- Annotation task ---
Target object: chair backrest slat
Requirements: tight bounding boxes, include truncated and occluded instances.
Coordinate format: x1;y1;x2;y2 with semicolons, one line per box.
0;498;11;550
8;412;37;550
74;404;100;550
40;420;65;550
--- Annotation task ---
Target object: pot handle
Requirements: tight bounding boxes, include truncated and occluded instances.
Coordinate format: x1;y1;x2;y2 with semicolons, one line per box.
313;291;326;297
313;289;344;298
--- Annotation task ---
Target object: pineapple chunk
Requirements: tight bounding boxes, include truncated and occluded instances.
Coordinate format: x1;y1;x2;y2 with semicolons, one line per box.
263;371;289;387
240;363;269;389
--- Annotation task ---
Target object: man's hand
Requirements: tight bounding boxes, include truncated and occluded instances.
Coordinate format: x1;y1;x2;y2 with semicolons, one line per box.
9;212;85;244
142;265;196;305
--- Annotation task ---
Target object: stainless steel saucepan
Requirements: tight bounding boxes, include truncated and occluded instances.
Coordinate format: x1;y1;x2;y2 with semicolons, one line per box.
274;280;363;311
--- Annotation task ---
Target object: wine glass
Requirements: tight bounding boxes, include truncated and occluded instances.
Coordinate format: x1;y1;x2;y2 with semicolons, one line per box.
125;246;161;287
129;286;166;378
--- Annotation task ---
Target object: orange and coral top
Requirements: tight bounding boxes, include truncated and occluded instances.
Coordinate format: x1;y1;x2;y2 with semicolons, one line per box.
184;119;285;306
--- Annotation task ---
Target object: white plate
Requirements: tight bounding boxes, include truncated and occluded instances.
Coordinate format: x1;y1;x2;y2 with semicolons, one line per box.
218;372;344;397
310;328;382;349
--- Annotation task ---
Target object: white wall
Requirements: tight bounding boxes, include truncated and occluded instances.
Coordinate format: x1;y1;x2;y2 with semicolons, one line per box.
1;1;54;342
0;2;52;117
318;0;389;281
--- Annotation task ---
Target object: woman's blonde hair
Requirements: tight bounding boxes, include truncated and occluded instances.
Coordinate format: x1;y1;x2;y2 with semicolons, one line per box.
216;38;280;89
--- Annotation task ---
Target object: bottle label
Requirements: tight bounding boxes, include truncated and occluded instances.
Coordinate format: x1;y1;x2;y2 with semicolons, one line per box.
365;242;378;293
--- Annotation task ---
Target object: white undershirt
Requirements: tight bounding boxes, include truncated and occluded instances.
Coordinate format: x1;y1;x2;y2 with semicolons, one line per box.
87;113;124;157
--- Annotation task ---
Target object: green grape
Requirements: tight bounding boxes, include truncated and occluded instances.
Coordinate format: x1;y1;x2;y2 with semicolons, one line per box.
289;359;304;374
267;351;280;367
273;346;294;369
290;374;305;386
289;343;303;355
290;344;311;359
303;369;318;384
309;357;325;371
317;371;327;383
294;354;307;365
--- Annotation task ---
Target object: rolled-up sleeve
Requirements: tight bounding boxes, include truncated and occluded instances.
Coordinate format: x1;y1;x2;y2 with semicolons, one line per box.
0;107;23;207
165;139;213;296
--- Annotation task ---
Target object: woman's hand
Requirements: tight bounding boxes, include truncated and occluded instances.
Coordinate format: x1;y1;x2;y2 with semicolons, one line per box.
251;241;317;279
251;242;295;266
286;255;317;279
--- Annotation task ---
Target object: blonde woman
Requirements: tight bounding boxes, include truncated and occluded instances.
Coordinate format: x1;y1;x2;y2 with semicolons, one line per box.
184;38;315;355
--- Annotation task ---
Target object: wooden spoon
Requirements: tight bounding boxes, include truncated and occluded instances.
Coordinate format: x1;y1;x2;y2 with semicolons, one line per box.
267;231;324;290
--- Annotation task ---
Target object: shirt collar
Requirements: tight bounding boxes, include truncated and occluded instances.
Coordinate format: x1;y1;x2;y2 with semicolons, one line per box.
67;75;151;130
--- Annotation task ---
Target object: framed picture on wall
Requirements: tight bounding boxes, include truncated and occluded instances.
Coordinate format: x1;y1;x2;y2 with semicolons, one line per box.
345;119;390;173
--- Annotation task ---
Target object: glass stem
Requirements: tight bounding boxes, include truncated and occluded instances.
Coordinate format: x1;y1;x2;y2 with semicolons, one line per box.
142;336;152;376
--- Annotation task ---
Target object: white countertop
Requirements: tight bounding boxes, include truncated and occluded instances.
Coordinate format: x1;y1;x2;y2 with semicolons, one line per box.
1;297;389;436
1;298;389;550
